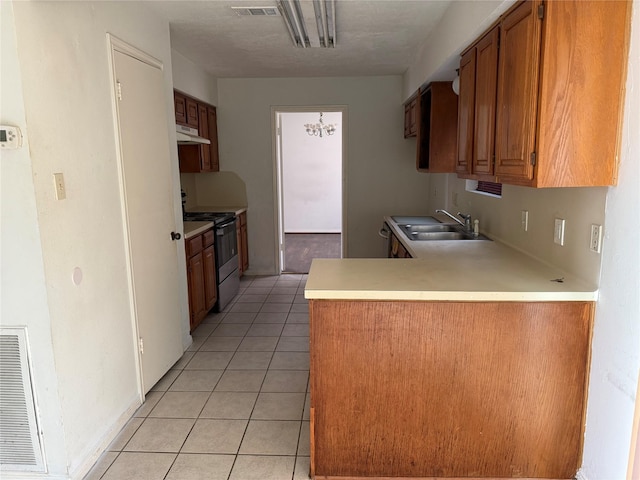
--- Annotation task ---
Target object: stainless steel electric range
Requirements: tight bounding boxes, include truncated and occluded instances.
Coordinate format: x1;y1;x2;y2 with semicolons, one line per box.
184;211;239;311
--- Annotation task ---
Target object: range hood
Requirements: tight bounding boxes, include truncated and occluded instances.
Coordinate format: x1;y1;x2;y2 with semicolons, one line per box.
176;124;210;145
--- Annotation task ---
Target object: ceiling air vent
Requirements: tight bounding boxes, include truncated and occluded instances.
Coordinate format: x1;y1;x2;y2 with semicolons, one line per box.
232;6;280;16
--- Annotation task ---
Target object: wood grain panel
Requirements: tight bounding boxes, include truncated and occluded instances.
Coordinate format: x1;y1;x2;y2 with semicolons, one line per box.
535;0;631;187
309;300;593;479
473;26;499;175
208;106;220;172
423;82;458;173
456;49;476;175
494;0;541;183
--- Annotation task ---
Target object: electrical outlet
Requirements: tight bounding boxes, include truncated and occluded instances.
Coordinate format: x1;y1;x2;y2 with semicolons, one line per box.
521;210;529;232
554;218;565;246
590;224;603;253
453;193;459;207
53;173;66;200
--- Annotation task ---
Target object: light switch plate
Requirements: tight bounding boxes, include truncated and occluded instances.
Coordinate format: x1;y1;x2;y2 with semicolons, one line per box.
554;218;565;246
521;210;529;232
53;173;66;200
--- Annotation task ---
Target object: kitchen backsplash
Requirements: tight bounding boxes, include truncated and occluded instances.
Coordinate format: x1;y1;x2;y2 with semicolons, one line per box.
180;171;248;208
426;173;607;285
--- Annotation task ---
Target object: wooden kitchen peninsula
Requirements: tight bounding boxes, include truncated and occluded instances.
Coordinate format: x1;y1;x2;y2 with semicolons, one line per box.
305;253;597;480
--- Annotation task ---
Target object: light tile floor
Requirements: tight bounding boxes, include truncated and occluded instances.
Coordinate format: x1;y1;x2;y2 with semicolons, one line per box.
85;274;311;480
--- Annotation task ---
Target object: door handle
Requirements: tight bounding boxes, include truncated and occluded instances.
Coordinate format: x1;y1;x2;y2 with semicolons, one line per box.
171;231;181;241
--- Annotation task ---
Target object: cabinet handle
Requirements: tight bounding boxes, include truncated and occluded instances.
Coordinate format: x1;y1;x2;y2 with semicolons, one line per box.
171;231;182;241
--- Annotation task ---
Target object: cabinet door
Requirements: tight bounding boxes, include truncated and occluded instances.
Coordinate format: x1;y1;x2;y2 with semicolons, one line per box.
456;48;476;175
186;98;199;128
404;97;418;138
427;82;458;173
473;26;499;175
174;92;187;126
203;245;217;311
236;218;243;276
241;223;249;272
494;0;543;183
389;233;410;258
208;107;220;172
187;251;206;331
198;104;212;171
404;103;412;138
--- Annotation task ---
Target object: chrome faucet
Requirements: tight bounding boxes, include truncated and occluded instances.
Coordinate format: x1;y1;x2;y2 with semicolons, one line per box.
436;209;473;232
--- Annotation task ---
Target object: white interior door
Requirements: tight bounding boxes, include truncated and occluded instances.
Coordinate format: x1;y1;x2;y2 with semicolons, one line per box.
112;47;183;393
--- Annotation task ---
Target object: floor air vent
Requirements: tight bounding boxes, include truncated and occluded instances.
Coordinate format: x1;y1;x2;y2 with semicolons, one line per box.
0;328;45;473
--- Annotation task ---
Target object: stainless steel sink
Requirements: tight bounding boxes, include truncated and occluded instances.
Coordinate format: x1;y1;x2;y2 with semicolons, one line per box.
397;223;491;241
391;216;442;225
412;231;467;240
399;224;459;233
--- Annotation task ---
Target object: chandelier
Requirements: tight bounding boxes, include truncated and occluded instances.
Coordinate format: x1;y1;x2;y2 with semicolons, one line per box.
304;112;337;138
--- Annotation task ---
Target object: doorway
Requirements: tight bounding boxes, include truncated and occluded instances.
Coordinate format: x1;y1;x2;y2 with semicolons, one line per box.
274;108;347;274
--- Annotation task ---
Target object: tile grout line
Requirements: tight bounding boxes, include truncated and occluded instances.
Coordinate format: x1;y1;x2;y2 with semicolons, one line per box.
94;275;310;480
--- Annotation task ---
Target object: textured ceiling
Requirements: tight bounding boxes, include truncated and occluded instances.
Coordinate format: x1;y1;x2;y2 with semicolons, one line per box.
147;0;452;78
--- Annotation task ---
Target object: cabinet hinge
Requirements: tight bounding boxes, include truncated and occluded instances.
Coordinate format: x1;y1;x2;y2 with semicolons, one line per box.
530;152;537;166
138;337;144;354
537;3;544;20
116;81;123;101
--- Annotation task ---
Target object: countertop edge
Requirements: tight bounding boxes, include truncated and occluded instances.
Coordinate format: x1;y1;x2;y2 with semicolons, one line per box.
183;221;214;239
304;289;598;302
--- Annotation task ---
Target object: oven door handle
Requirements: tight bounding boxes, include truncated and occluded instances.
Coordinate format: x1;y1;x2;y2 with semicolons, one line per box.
216;218;237;231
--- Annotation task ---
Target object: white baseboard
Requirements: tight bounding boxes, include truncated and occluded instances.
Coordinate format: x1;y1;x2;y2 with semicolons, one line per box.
0;473;69;480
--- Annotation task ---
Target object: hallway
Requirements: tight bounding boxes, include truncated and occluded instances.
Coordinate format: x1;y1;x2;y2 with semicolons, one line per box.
85;274;311;480
284;233;341;273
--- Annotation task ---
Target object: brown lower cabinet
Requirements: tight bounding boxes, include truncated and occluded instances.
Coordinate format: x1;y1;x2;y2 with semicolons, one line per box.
236;211;249;276
309;299;593;479
388;231;411;258
186;229;217;332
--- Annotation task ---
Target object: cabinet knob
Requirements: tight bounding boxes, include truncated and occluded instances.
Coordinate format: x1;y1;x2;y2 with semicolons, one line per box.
171;231;182;241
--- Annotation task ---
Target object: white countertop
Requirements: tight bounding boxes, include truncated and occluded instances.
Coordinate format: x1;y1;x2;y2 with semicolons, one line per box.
183;221;214;239
305;216;598;302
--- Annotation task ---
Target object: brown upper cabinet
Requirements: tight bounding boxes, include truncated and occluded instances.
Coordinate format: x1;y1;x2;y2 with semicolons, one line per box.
456;48;476;176
175;91;199;129
458;0;631;188
403;93;418;138
416;82;459;173
207;107;220;172
174;90;220;173
405;82;458;173
456;25;500;180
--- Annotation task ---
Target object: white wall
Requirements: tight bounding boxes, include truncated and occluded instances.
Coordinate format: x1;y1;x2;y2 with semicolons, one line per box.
409;1;640;477
171;49;218;105
404;0;513;99
0;3;68;476
281;112;342;233
8;2;188;478
217;76;431;274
